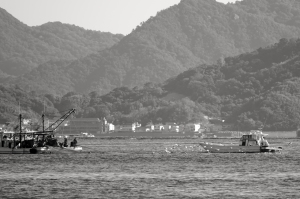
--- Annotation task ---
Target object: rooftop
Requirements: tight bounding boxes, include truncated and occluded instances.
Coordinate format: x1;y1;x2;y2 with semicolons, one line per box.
69;118;101;122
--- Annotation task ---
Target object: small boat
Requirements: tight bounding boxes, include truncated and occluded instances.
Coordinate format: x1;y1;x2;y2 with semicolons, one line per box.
29;132;83;154
199;130;282;153
29;145;83;154
60;145;83;152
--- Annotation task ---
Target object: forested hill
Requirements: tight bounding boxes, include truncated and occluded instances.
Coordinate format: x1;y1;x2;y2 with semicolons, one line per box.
0;84;59;125
77;38;300;131
162;38;300;130
0;8;123;76
13;0;300;95
2;38;300;131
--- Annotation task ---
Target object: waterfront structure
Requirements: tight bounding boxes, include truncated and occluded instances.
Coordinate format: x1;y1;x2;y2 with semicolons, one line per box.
58;118;103;135
135;126;147;132
105;123;115;133
163;122;179;132
145;123;154;131
117;123;141;132
154;124;164;131
101;118;115;133
184;123;201;132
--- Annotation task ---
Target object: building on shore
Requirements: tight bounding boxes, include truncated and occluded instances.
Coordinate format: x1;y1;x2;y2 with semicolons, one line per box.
153;124;164;131
56;118;203;136
115;123;141;132
57;118;103;135
164;123;179;132
145;123;154;132
102;118;115;133
184;123;201;133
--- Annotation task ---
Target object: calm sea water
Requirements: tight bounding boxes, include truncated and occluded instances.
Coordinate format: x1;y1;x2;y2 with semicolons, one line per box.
0;138;299;199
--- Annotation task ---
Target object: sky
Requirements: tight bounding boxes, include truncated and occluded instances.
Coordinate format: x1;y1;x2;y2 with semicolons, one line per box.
0;0;239;35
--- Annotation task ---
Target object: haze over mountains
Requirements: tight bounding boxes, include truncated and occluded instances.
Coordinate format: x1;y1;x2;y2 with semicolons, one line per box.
1;0;300;95
0;7;123;77
1;0;300;130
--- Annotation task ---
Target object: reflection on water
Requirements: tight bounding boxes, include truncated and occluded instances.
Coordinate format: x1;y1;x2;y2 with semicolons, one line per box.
1;138;300;199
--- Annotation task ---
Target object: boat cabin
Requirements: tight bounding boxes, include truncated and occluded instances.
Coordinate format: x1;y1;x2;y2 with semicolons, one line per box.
239;131;269;147
0;131;55;149
1;131;35;149
239;134;259;146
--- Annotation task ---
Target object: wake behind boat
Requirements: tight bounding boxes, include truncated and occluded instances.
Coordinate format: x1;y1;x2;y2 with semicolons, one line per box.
199;130;282;153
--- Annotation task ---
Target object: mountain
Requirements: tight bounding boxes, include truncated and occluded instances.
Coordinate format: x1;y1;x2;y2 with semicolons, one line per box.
1;38;300;131
74;38;300;131
12;0;300;95
162;37;300;130
0;7;123;76
34;22;123;59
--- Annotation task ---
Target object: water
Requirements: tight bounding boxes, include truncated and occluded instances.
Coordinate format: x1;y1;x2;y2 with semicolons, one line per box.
1;138;299;199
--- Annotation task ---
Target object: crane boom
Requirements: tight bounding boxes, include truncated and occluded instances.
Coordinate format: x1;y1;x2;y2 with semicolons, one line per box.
45;108;76;132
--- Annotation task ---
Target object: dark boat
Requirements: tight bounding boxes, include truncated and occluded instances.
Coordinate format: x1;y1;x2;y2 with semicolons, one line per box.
0;108;82;154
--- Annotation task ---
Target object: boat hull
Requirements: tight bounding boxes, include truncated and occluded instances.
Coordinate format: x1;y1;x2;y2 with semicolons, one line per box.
0;146;83;154
199;142;281;153
0;147;31;154
29;147;52;154
61;146;83;152
30;146;82;154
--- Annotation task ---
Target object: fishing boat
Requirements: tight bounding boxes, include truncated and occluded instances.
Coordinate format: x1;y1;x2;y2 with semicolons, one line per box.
199;130;282;153
30;108;83;154
31;134;83;154
0;130;53;154
0;108;82;154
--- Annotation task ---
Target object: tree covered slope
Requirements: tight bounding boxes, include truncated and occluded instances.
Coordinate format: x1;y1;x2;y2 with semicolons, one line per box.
1;38;300;131
12;0;300;95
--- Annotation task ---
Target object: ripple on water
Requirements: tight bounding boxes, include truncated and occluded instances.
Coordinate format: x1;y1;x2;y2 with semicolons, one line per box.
0;138;300;199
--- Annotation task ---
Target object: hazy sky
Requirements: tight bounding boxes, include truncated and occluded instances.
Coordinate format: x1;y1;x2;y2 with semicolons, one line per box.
0;0;239;35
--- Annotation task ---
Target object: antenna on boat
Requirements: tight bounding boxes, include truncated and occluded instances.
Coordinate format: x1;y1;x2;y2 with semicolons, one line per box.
43;99;46;115
262;112;269;130
42;99;45;133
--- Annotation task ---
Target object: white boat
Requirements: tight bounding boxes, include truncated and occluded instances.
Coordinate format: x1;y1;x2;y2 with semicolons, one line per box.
199;130;282;153
60;145;83;152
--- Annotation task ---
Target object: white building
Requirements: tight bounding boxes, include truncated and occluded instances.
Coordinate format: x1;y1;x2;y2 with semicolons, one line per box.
118;123;140;132
184;123;201;132
164;122;179;132
154;124;164;131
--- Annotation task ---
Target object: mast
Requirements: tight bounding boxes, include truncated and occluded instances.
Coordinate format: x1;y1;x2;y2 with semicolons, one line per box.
42;114;45;133
19;114;22;146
